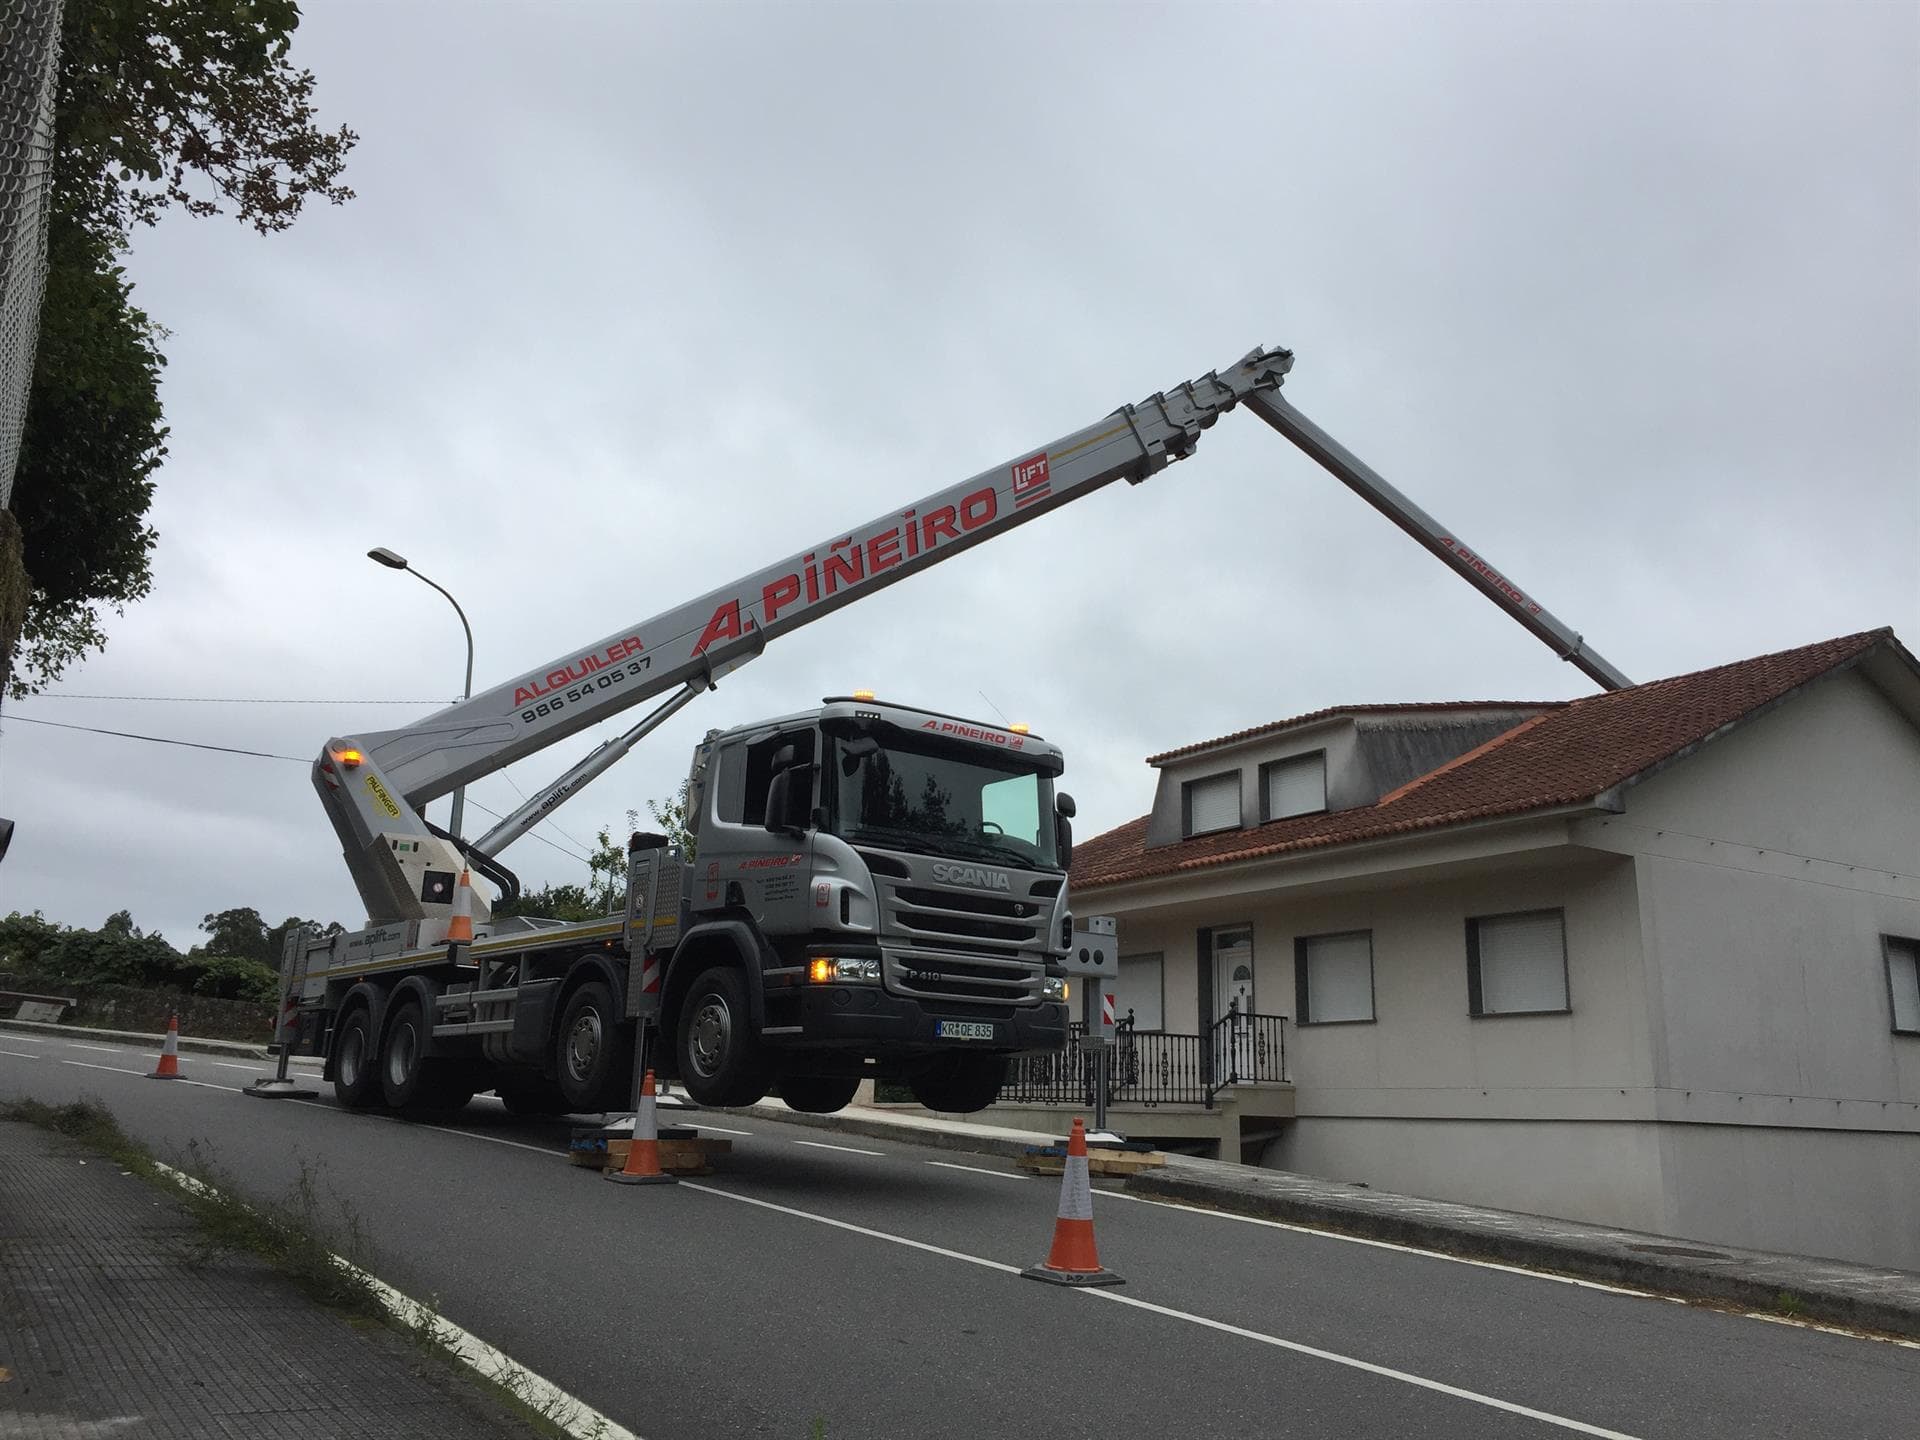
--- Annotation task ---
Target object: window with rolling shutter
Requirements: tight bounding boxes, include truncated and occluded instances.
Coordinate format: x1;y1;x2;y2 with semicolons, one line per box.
1467;909;1568;1016
1296;931;1374;1023
1114;953;1164;1031
1886;937;1920;1035
1263;752;1327;820
1183;772;1241;836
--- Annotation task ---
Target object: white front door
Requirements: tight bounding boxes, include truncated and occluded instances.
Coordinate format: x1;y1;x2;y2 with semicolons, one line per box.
1213;927;1255;1024
1212;927;1255;1085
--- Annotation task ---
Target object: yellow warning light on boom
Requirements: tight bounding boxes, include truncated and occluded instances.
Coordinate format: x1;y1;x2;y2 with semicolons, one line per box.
336;748;365;767
1009;723;1030;734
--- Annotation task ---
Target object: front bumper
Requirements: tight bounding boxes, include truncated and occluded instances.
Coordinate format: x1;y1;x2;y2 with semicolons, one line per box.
781;984;1068;1058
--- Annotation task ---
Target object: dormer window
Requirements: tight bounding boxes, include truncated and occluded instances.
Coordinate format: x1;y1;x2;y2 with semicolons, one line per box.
1182;771;1241;837
1262;751;1327;821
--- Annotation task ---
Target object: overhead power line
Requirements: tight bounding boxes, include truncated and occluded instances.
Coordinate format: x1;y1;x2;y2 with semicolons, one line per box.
0;712;594;866
1;712;310;761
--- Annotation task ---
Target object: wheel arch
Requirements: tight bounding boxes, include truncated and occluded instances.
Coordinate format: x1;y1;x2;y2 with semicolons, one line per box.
661;921;769;1043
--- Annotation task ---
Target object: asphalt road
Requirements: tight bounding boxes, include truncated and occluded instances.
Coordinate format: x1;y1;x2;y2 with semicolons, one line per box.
4;1032;1916;1440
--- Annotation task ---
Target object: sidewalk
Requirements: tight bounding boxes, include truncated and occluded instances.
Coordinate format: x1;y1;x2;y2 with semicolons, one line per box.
0;1119;540;1439
737;1098;1920;1341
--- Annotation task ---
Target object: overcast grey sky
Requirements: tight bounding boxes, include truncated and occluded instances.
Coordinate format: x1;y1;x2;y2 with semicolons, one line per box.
2;0;1914;948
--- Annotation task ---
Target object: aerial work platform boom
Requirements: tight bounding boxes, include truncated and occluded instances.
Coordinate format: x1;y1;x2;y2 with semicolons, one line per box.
316;343;1630;926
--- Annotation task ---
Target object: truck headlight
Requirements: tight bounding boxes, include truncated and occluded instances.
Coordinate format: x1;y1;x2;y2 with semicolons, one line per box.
1042;976;1068;1002
809;957;880;984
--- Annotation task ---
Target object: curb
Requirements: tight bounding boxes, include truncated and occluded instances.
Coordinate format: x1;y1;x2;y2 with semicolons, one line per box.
0;1016;311;1064
721;1101;1063;1159
1124;1167;1920;1343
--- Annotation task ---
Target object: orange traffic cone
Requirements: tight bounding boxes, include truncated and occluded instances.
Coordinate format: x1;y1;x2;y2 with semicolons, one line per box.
445;868;475;946
148;1013;183;1080
606;1069;675;1186
1022;1116;1122;1286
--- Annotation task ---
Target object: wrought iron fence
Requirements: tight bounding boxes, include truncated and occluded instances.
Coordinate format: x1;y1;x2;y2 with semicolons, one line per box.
1001;1012;1288;1109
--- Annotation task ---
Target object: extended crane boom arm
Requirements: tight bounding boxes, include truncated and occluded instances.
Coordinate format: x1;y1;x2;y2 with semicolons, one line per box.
316;343;1630;925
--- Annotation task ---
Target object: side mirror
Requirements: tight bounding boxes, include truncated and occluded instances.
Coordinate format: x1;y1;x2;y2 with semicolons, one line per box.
764;765;812;835
1055;813;1074;872
1055;792;1077;819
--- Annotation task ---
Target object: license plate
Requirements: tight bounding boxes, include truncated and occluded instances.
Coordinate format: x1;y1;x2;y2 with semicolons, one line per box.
935;1020;996;1042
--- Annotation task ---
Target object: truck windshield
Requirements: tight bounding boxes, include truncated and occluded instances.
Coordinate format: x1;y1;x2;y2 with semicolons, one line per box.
825;734;1060;871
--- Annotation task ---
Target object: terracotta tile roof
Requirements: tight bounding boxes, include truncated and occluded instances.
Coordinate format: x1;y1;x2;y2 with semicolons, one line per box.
1144;701;1547;766
1073;629;1897;892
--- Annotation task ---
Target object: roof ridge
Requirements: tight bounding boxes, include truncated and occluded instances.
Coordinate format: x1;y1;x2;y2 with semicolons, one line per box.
1144;699;1554;766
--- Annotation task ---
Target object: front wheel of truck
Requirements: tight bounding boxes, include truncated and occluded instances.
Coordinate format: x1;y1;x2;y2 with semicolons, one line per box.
908;1052;1008;1114
775;1073;861;1114
676;966;771;1108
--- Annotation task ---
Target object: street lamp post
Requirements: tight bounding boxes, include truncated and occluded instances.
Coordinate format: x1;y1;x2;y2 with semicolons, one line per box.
368;547;474;839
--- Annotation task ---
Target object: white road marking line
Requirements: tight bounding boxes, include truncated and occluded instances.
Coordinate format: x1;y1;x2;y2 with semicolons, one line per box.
6;1034;48;1042
67;1043;120;1053
212;1062;262;1071
683;1182;1020;1274
1079;1286;1644;1439
928;1160;1027;1181
61;1059;146;1076
681;1183;1641;1438
0;1048;41;1059
1100;1189;1655;1298
793;1139;884;1157
151;1163;640;1440
684;1122;753;1136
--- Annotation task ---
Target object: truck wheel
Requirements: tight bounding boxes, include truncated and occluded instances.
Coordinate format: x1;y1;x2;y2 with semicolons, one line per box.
380;998;468;1115
907;1053;1008;1114
555;980;633;1112
332;1005;381;1110
776;1073;861;1114
675;966;771;1108
495;1075;571;1117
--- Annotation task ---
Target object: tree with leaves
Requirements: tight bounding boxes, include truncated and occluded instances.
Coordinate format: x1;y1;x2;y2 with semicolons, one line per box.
4;0;355;694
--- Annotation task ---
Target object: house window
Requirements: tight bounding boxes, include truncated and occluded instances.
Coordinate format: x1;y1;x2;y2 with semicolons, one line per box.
1886;936;1920;1035
1467;909;1568;1016
1262;752;1327;821
1114;952;1164;1031
1183;772;1241;836
1295;931;1374;1023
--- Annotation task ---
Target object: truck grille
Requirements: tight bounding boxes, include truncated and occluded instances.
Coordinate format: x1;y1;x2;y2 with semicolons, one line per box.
864;859;1048;1007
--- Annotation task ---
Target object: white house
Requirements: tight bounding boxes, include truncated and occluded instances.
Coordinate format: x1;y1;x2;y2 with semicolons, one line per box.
1040;628;1920;1271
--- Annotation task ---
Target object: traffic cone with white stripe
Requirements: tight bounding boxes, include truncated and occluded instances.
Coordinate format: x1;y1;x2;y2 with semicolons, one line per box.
1022;1116;1122;1286
445;868;475;946
148;1013;183;1080
605;1069;675;1186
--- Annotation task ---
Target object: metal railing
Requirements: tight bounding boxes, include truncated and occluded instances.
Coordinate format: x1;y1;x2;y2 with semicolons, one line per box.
1000;1009;1288;1109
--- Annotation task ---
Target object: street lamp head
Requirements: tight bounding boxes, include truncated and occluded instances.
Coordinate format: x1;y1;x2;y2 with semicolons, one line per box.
367;547;409;570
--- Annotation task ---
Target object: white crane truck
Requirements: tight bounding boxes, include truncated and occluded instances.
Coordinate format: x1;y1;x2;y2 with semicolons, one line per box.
277;343;1630;1119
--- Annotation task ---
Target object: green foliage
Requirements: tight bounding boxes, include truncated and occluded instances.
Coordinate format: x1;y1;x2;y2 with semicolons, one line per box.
5;0;355;695
588;809;641;913
199;905;270;963
647;779;697;860
491;884;601;924
0;904;338;999
51;0;357;240
7;218;167;696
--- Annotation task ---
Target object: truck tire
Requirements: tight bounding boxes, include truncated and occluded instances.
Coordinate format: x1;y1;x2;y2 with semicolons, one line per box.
555;979;633;1112
332;1005;382;1110
776;1073;861;1114
907;1053;1008;1114
379;998;470;1115
675;966;771;1108
495;1074;571;1117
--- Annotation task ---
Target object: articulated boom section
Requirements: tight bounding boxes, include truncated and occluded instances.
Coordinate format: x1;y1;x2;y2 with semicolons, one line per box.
315;345;1296;920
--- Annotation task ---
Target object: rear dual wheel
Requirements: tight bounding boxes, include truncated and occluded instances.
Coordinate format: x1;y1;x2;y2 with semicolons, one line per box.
379;998;474;1115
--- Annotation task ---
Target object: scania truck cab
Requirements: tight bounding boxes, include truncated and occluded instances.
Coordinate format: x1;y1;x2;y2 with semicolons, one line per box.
676;694;1074;1113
